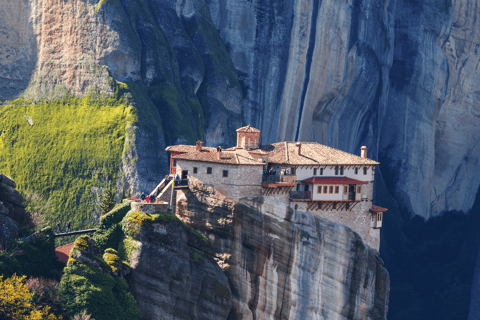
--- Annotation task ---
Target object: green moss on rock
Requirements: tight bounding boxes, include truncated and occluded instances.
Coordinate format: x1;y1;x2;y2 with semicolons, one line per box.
0;89;136;230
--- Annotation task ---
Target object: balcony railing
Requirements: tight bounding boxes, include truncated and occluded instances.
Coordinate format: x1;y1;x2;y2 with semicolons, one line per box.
262;174;297;184
174;179;188;187
290;191;311;200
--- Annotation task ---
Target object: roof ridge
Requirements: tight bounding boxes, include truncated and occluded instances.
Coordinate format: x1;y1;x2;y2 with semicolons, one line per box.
284;141;288;163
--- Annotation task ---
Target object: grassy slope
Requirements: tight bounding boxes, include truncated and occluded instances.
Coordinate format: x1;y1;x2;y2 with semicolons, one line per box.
0;89;136;230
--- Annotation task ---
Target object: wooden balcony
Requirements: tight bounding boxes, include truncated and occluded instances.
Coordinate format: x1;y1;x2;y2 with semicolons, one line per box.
261;174;297;195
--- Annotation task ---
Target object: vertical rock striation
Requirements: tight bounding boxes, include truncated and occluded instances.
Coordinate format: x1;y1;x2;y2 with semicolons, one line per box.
1;0;479;217
208;0;480;219
174;180;389;319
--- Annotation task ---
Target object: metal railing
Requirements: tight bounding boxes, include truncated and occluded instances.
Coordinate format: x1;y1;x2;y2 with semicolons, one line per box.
290;191;311;200
262;174;297;184
174;179;188;187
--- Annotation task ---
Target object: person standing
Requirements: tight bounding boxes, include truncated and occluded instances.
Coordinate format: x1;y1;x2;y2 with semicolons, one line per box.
141;192;146;202
146;195;150;203
65;220;71;233
56;221;62;233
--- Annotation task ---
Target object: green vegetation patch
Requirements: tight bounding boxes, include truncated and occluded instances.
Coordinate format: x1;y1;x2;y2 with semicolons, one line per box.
59;264;141;320
99;202;132;229
191;250;203;263
0;90;136;231
0;227;63;279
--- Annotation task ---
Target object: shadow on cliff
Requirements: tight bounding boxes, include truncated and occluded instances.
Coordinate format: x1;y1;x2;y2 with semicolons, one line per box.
0;0;37;100
378;171;480;320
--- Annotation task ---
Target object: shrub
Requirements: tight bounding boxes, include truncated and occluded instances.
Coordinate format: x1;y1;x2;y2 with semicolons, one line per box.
0;274;61;319
0;228;63;279
26;277;67;318
74;310;95;320
58;265;141;320
98;202;131;229
121;211;152;237
92;224;124;253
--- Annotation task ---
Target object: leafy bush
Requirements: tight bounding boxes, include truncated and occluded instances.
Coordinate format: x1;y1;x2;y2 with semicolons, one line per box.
0;274;61;319
92;202;132;252
98;202;131;229
58;265;141;320
92;224;124;253
0;227;63;279
26;277;67;318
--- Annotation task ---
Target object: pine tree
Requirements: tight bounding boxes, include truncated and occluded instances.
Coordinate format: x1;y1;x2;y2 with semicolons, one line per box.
100;188;115;216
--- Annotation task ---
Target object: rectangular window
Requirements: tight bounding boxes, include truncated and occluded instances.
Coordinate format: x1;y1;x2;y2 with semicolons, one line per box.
207;167;212;174
329;186;333;194
323;186;328;193
173;159;177;166
343;186;348;193
357;186;362;194
363;167;368;175
332;202;337;209
354;167;358;175
334;186;339;194
314;168;317;176
291;167;296;175
340;166;344;175
335;166;339;175
193;167;198;174
317;186;322;194
320;168;324;175
223;170;228;178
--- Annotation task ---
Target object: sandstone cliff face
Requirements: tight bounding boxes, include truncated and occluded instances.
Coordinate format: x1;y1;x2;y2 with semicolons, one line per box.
127;214;232;320
171;180;389;319
2;0;478;218
207;0;479;219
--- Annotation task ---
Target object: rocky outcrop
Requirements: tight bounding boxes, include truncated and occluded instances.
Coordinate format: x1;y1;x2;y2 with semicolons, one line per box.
126;212;232;320
0;174;32;229
0;214;19;249
172;179;389;319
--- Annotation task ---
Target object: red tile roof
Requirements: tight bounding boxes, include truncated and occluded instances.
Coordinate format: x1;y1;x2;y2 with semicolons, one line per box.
302;177;368;185
263;142;379;166
371;205;388;213
236;125;261;133
172;148;264;165
55;242;75;264
165;145;216;153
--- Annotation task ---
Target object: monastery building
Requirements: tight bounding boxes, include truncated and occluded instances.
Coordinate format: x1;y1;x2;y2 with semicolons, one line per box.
164;126;387;251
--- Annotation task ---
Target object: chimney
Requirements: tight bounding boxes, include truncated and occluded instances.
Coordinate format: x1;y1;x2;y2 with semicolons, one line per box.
216;146;222;160
361;146;367;158
296;142;301;154
196;140;203;151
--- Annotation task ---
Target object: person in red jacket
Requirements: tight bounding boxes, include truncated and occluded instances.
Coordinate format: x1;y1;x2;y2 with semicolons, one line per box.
146;195;150;203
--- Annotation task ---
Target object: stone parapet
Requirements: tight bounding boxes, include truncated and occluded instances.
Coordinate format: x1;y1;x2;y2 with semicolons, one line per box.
131;202;169;214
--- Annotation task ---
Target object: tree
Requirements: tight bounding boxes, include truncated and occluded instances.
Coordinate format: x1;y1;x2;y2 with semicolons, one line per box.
0;274;61;320
100;188;115;216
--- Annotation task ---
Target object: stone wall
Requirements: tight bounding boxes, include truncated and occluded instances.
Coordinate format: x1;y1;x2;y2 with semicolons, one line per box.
176;160;263;201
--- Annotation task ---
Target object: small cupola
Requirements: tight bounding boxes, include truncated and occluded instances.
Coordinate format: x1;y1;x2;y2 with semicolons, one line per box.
236;125;261;149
